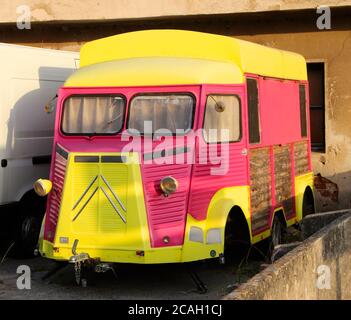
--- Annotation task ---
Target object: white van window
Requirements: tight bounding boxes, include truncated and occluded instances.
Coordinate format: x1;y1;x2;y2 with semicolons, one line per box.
203;95;241;143
62;95;125;135
128;94;194;134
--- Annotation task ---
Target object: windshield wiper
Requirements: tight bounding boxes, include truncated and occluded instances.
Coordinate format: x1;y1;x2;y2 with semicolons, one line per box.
99;99;124;131
101;113;123;130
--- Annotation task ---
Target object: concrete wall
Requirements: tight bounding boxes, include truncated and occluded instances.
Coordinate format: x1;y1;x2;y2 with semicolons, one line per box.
0;0;350;24
224;213;351;300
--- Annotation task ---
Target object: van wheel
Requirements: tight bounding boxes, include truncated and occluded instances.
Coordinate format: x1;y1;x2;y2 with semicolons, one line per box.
10;192;46;258
270;216;283;252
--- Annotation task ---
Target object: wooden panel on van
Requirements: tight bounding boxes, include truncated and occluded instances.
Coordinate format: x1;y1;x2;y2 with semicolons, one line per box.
294;141;309;176
249;147;272;232
274;144;294;217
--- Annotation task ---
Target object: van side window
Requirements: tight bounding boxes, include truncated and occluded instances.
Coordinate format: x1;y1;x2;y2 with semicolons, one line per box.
299;84;307;137
246;78;261;144
203;95;241;143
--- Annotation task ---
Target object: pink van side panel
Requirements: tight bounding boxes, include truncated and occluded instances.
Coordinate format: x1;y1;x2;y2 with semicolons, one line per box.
258;78;302;146
246;76;311;235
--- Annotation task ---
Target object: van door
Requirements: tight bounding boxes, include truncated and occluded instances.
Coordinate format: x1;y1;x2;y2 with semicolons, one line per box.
188;85;248;221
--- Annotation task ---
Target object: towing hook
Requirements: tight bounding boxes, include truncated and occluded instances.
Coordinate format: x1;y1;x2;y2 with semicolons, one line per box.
72;239;79;255
69;239;91;264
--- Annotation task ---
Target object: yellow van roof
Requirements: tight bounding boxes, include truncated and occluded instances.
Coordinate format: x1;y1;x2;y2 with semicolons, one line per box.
64;57;244;87
65;29;307;87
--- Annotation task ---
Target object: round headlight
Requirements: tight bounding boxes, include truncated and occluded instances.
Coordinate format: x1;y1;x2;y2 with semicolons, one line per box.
34;179;52;197
160;176;178;197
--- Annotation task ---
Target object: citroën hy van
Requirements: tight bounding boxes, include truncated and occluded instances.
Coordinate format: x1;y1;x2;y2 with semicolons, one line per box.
35;30;315;279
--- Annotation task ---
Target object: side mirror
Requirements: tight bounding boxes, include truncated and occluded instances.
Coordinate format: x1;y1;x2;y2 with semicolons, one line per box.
215;101;225;113
44;94;58;114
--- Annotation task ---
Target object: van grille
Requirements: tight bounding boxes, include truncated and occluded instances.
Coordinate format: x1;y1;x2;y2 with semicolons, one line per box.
45;145;68;242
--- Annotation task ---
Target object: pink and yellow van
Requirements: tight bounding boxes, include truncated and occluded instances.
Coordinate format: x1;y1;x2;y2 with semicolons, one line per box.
36;30;314;269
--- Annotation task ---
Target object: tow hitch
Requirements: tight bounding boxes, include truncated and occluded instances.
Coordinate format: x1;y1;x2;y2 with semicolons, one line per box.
69;239;91;286
68;239;118;286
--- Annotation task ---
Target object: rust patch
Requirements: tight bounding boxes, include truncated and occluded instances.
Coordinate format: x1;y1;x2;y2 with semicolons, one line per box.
314;174;339;202
274;144;293;216
249;147;272;231
294;141;309;176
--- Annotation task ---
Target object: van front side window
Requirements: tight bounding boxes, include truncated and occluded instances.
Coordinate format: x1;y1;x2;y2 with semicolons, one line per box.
203;94;241;143
61;95;126;135
128;94;194;135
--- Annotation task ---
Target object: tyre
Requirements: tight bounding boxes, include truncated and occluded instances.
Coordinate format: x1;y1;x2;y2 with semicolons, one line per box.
10;191;46;258
271;215;283;249
245;215;286;261
265;215;285;260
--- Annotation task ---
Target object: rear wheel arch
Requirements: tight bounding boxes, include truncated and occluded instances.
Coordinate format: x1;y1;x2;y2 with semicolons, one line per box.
224;205;251;253
302;186;315;217
19;188;39;203
19;189;47;215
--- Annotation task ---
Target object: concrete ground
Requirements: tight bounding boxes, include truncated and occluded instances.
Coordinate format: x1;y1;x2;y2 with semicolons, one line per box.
0;226;304;300
0;255;263;300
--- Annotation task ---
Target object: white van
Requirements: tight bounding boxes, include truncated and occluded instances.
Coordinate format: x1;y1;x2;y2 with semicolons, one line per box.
0;43;79;257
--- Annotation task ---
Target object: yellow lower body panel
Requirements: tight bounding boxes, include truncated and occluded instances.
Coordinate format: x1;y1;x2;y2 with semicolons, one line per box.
40;239;223;264
40;213;225;264
40;239;183;264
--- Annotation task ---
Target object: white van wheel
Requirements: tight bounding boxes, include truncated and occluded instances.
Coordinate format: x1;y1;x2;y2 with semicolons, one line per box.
10;191;45;258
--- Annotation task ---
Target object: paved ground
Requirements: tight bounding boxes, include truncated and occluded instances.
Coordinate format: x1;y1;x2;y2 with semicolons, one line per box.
0;255;262;300
0;227;302;300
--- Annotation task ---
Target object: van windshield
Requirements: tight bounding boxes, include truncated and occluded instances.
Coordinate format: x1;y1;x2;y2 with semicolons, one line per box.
128;94;194;135
61;95;125;135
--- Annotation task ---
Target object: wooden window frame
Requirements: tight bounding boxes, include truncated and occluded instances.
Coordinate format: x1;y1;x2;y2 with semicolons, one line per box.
306;60;326;153
246;77;261;145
